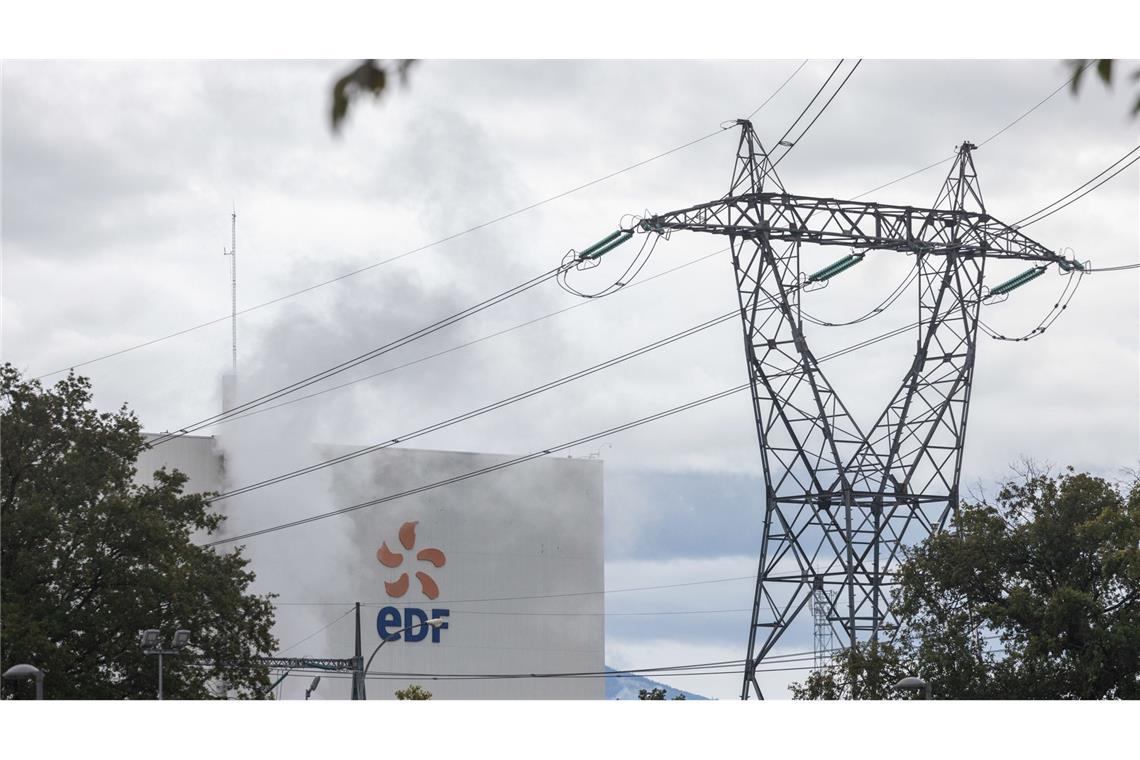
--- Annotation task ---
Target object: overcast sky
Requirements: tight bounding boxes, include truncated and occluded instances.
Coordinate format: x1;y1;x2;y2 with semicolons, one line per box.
3;59;1138;699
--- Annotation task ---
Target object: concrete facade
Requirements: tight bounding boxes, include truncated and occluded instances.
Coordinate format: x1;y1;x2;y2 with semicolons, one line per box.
133;436;605;699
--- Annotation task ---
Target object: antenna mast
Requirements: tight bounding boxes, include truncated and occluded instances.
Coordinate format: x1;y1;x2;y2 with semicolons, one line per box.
223;207;237;380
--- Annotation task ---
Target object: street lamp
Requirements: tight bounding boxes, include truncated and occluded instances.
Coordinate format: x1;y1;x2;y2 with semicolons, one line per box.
894;676;932;700
305;676;321;701
362;617;444;700
2;664;45;700
141;628;193;700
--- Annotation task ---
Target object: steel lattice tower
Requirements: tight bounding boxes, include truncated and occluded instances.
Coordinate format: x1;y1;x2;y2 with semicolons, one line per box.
636;120;1080;699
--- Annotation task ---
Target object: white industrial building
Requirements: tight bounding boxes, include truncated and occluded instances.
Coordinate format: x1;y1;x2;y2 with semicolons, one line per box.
134;434;605;699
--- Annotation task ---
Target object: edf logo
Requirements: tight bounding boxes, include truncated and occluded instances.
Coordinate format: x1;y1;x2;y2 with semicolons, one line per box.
377;606;449;642
376;520;449;643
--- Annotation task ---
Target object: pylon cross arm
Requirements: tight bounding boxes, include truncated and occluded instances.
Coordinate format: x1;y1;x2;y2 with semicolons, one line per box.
639;192;1078;269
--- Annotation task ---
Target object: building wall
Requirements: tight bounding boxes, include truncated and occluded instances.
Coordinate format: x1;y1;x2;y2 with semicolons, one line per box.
134;433;224;494
133;436;605;699
321;447;604;700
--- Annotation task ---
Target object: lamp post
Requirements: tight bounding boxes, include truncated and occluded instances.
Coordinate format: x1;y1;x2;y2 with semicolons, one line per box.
141;628;192;700
361;618;444;700
894;676;932;700
305;676;321;701
2;664;45;700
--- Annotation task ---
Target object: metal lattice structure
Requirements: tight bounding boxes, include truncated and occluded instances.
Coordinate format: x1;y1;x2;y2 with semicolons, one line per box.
637;120;1080;699
811;579;835;671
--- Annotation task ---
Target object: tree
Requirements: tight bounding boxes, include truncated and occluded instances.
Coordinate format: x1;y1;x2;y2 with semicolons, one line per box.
1;365;277;699
792;468;1140;699
394;683;432;700
637;686;686;700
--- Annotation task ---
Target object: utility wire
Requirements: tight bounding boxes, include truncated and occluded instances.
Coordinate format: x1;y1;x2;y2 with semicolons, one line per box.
801;261;918;328
272;574;758;606
771;60;862;169
851;61;1096;201
146;263;568;447
276;605;356;656
215;264;922;504
1012;146;1140;229
205;314;923;547
210;309;738;502
1085;262;1140;272
37;61;807;382
204;383;751;547
222;247;729;425
748;60;809;119
770;60;844;151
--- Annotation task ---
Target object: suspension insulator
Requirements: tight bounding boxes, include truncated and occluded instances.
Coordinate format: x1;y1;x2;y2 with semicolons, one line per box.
807;253;865;283
989;266;1046;296
579;231;632;261
577;231;623;259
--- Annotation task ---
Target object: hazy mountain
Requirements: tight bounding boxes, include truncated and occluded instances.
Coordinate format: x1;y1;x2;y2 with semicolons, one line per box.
604;666;711;700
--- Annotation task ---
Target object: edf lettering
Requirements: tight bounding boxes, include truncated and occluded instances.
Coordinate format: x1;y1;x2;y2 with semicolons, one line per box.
377;606;449;643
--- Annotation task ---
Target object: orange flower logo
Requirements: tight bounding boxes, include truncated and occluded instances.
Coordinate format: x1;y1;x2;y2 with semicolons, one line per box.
376;521;446;600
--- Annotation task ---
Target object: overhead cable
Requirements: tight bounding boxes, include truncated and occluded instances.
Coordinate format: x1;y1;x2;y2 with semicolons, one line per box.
147;263;568;447
851;61;1097;201
37;62;808;381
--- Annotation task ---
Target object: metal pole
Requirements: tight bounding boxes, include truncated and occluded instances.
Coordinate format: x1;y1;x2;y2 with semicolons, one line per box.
34;672;43;700
362;620;440;700
157;651;164;701
351;602;365;701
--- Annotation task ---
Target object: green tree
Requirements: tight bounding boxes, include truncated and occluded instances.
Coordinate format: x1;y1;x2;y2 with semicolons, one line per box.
637;686;686;700
792;468;1140;700
1;365;277;699
394;683;432;700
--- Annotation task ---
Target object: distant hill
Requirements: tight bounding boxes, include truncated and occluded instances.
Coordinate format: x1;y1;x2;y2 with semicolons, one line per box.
604;666;711;700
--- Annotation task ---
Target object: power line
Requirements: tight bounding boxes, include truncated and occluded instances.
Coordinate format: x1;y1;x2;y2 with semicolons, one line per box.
1086;262;1140;272
801;261;918;328
1013;146;1140;229
146;263;568;447
277;605;355;655
204;383;752;546
214;68;872;438
851;61;1096;201
770;60;844;152
207;261;925;510
221;247;730;425
771;59;862;169
37;134;729;382
36;63;810;382
272;574;758;606
267;637;1012;683
748;60;809;119
206;313;924;547
210;309;738;502
213;295;917;505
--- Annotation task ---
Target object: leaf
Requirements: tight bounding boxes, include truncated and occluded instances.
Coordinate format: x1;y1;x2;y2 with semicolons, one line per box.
331;75;352;132
1096;58;1113;86
1069;59;1088;94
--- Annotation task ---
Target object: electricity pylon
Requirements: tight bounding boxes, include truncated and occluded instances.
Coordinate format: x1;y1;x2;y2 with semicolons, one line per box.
636;119;1082;699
